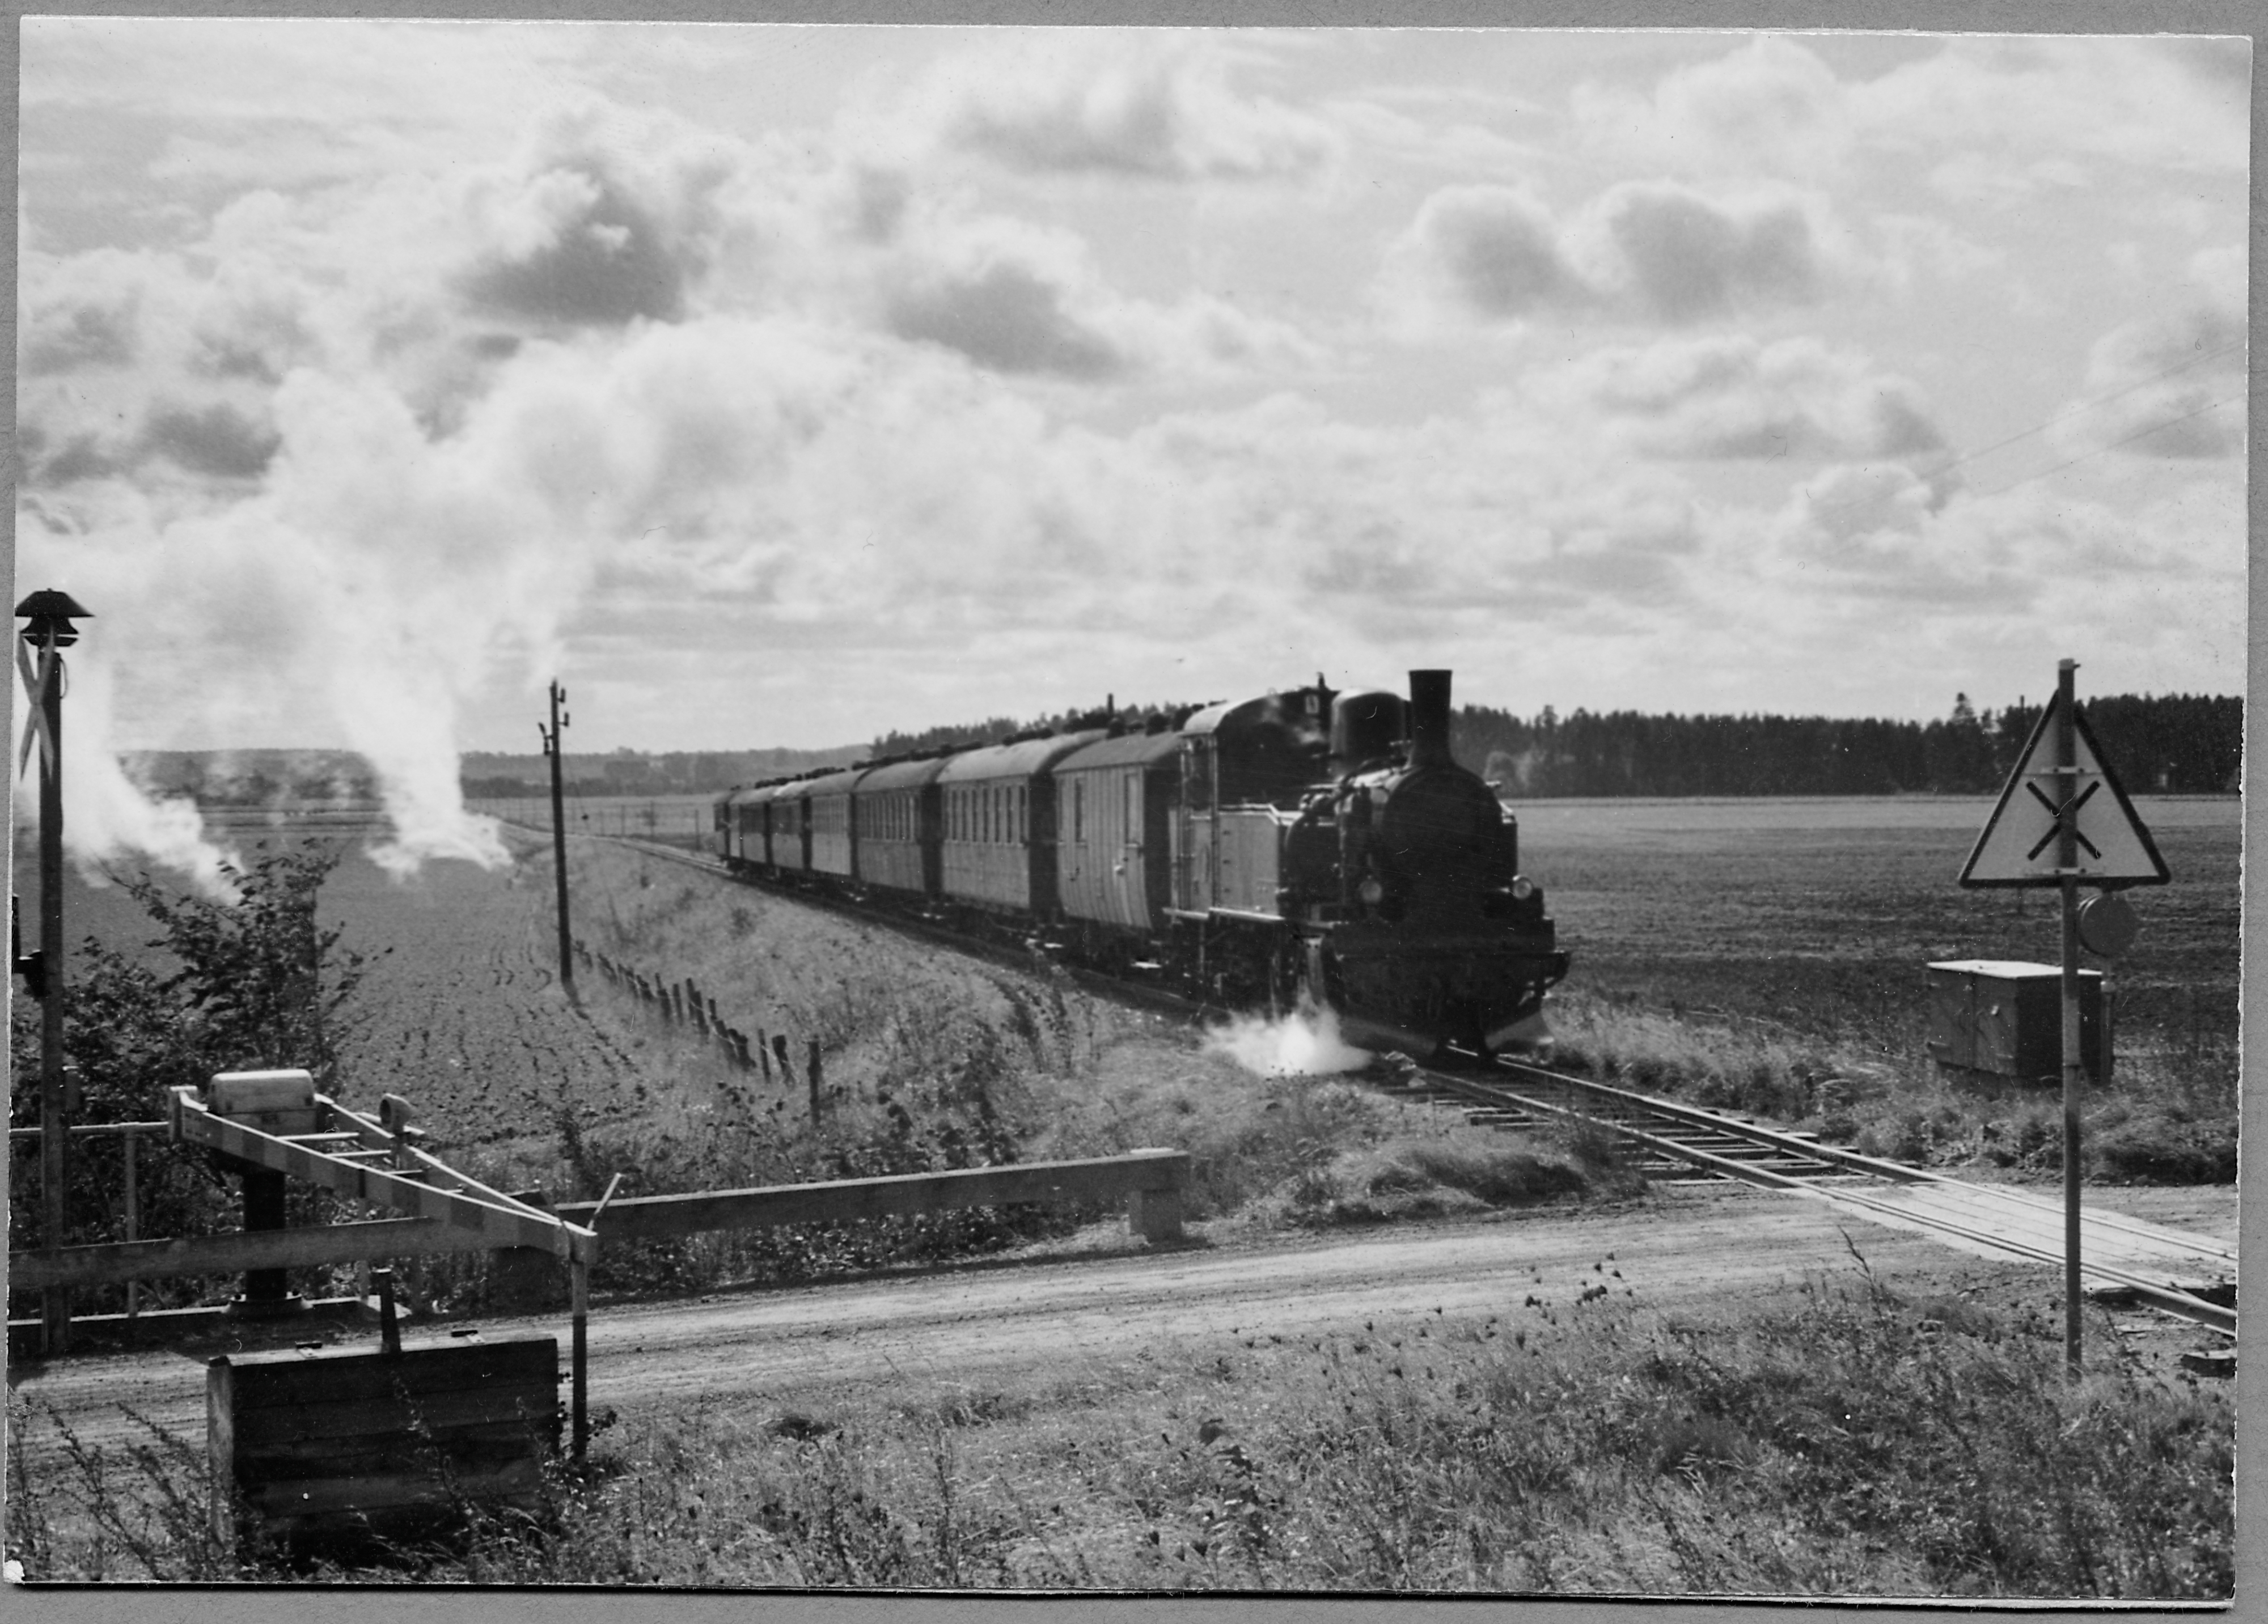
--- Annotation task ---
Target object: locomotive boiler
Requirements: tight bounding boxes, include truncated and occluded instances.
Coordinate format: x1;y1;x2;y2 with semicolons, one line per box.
716;669;1567;1061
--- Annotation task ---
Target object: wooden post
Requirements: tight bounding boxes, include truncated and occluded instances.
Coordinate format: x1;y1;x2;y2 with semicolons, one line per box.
808;1039;823;1123
373;1266;401;1357
572;1174;620;1466
124;1127;139;1322
236;1165;295;1315
2057;658;2083;1373
771;1033;792;1088
570;1254;590;1465
758;1028;773;1084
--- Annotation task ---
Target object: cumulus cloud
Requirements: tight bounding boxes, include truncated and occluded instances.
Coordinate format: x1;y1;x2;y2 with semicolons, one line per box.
1539;334;1948;467
1386;185;1584;322
141;400;281;480
1384;180;1830;331
887;258;1125;379
1570;34;2248;194
1584;183;1822;323
908;31;1340;183
461;165;691;327
2050;248;2246;460
1571;35;1850;177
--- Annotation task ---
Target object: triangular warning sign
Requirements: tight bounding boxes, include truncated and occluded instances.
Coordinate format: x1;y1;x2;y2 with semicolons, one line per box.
1959;693;2170;888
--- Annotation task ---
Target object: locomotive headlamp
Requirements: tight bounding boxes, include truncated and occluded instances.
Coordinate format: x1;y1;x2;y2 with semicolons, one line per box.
1509;875;1536;902
1358;874;1386;907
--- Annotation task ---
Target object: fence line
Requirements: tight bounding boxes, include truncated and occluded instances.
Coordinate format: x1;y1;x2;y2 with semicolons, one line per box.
11;1150;1190;1294
556;1150;1189;1243
8;1121;170;1319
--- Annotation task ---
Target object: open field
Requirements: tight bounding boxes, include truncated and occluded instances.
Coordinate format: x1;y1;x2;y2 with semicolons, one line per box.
1516;795;2238;1038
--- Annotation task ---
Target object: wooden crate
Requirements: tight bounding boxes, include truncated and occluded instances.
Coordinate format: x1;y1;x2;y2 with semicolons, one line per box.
209;1335;559;1553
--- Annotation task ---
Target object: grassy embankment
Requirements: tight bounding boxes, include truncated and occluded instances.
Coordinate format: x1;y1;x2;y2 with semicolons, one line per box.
483;834;1635;1302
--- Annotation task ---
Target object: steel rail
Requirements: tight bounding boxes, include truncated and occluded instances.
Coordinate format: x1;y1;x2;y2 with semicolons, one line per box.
1483;1057;2237;1263
1422;1063;2235;1339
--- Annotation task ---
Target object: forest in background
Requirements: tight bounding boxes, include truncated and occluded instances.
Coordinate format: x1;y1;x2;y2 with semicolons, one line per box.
1459;693;2241;799
126;693;2240;804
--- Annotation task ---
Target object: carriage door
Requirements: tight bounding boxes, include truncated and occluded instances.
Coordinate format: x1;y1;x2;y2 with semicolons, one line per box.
1178;737;1216;912
1143;765;1174;921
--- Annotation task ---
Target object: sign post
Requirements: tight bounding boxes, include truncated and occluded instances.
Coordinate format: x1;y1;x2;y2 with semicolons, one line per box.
1958;659;2169;1372
2053;661;2083;1374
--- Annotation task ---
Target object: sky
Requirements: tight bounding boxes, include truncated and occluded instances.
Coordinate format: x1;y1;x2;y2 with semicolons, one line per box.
11;21;2253;878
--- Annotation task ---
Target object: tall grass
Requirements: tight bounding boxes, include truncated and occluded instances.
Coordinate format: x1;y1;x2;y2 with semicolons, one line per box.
11;1262;2229;1595
1546;988;2236;1184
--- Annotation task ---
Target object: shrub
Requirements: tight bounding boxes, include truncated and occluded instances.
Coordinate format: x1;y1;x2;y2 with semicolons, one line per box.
7;845;367;1311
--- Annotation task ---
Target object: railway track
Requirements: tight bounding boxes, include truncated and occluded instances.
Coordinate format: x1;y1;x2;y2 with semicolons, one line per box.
1412;1055;2237;1339
576;829;2237;1341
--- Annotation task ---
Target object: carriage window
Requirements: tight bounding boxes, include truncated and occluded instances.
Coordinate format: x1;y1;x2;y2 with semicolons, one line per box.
1125;775;1138;842
1072;779;1084;843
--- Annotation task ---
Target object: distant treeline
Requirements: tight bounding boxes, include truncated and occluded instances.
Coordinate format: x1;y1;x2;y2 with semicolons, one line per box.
870;697;1198;762
1458;693;2241;798
138;691;2242;807
460;746;858;798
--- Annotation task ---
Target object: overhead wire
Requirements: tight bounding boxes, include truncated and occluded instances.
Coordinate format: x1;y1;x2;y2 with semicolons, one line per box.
1786;340;2251;562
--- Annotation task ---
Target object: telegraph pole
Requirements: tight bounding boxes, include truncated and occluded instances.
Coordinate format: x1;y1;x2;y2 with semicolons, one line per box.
540;680;574;997
16;590;91;1355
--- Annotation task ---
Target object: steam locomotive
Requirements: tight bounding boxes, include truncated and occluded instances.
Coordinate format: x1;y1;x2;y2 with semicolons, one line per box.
713;670;1568;1060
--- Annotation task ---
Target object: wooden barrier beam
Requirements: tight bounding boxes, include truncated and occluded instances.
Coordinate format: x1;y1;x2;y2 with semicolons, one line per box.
10;1217;505;1292
554;1149;1189;1242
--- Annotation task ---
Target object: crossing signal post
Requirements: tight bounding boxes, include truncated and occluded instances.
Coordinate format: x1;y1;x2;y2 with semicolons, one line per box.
16;589;91;1354
1959;658;2170;1372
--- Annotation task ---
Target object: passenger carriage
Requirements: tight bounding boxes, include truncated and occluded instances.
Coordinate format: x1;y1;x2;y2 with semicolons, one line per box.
1053;727;1184;951
936;732;1102;918
853;756;949;898
792;765;866;880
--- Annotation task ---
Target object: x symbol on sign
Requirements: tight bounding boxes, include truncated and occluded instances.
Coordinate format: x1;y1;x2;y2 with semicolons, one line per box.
2025;779;2101;862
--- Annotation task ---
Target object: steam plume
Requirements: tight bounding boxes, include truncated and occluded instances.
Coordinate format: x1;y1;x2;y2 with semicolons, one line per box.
1207;998;1372;1077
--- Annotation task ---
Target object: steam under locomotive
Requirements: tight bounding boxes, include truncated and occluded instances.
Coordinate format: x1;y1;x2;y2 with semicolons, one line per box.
712;670;1569;1060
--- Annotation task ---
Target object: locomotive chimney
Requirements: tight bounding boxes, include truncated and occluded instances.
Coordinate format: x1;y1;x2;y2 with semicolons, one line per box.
1407;669;1453;770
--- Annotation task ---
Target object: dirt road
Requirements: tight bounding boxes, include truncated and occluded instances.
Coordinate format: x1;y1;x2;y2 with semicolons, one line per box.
11;1182;2233;1466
